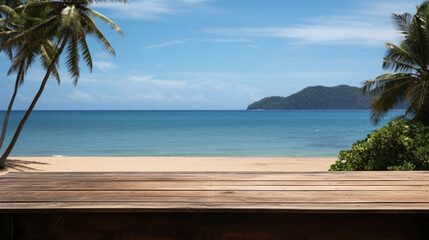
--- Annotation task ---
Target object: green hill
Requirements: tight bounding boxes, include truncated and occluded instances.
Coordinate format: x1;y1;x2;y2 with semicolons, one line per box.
247;85;407;110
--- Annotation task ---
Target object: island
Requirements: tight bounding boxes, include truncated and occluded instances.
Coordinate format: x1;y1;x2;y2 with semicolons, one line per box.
247;85;407;110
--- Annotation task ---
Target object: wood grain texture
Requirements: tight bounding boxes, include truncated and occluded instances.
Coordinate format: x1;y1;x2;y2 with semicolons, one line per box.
2;172;429;239
1;171;429;212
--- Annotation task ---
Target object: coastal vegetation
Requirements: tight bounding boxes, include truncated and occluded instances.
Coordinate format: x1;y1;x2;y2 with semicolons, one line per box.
0;0;125;169
330;120;429;171
362;3;429;126
332;1;429;171
248;85;407;110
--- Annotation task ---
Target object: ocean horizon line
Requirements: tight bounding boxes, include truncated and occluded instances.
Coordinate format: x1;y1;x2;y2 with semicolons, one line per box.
0;109;406;112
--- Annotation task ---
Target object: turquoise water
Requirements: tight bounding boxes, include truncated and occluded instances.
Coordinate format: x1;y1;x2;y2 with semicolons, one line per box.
0;110;404;157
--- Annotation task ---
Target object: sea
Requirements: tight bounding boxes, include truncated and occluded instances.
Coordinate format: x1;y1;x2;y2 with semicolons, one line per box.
0;110;405;158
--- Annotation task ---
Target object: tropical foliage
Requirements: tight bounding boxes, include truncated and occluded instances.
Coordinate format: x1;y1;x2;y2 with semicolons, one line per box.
0;0;60;150
0;0;125;168
330;120;429;171
363;2;429;125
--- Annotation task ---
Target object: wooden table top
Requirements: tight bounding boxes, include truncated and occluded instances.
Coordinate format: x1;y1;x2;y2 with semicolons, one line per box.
1;171;429;213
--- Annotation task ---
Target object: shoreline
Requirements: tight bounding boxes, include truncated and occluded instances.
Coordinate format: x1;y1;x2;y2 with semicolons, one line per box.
1;157;337;174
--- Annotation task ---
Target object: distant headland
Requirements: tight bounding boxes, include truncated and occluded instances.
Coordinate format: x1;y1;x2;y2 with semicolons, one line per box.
247;85;408;110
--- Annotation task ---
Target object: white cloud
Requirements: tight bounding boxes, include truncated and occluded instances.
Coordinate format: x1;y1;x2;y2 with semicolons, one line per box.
16;94;32;102
93;61;116;72
204;38;250;43
235;83;258;100
40;96;61;103
203;1;418;45
95;0;175;20
94;52;113;59
132;92;165;100
173;93;207;101
205;26;396;45
141;40;185;50
94;0;217;20
359;1;417;16
140;38;251;51
182;38;251;43
0;81;14;89
180;0;212;3
69;90;93;101
130;75;187;88
155;80;187;87
129;75;153;82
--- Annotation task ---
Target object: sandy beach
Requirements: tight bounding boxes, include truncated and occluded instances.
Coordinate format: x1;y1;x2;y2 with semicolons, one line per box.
1;157;337;174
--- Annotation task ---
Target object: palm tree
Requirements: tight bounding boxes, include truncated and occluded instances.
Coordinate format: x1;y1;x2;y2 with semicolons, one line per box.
0;0;125;168
0;2;60;151
0;2;20;151
363;3;429;125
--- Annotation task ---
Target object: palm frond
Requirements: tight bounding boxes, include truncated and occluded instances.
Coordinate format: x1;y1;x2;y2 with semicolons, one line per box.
86;8;123;36
84;13;115;56
2;15;56;47
383;58;417;73
392;12;413;35
50;65;61;84
1;0;24;8
40;42;61;84
65;33;80;85
78;34;92;71
86;0;128;4
7;58;21;75
0;5;20;22
0;29;19;36
409;81;428;121
4;46;13;59
367;76;415;124
7;43;30;75
60;5;83;35
405;87;429;125
383;43;417;71
14;1;65;14
17;64;25;86
363;73;416;96
410;14;429;67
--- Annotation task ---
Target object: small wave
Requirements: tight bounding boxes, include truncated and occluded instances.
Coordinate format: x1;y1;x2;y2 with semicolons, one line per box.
52;155;65;157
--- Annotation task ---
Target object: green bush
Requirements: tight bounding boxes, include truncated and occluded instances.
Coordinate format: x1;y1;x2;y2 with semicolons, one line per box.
330;119;429;171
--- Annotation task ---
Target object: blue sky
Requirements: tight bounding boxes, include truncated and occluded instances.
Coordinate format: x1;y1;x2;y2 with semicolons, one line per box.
0;0;422;110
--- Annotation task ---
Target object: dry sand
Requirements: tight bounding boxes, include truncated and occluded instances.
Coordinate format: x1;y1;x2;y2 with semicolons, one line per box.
1;157;337;174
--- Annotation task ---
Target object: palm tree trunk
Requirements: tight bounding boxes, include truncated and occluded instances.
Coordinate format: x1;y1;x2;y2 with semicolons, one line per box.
0;68;22;150
0;37;68;169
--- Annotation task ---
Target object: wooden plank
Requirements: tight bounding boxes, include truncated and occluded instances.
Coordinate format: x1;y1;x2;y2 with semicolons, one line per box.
2;171;429;181
3;184;429;191
1;172;429;212
1;180;429;187
3;171;427;179
3;171;428;176
2;172;429;239
1;190;429;203
2;202;429;212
